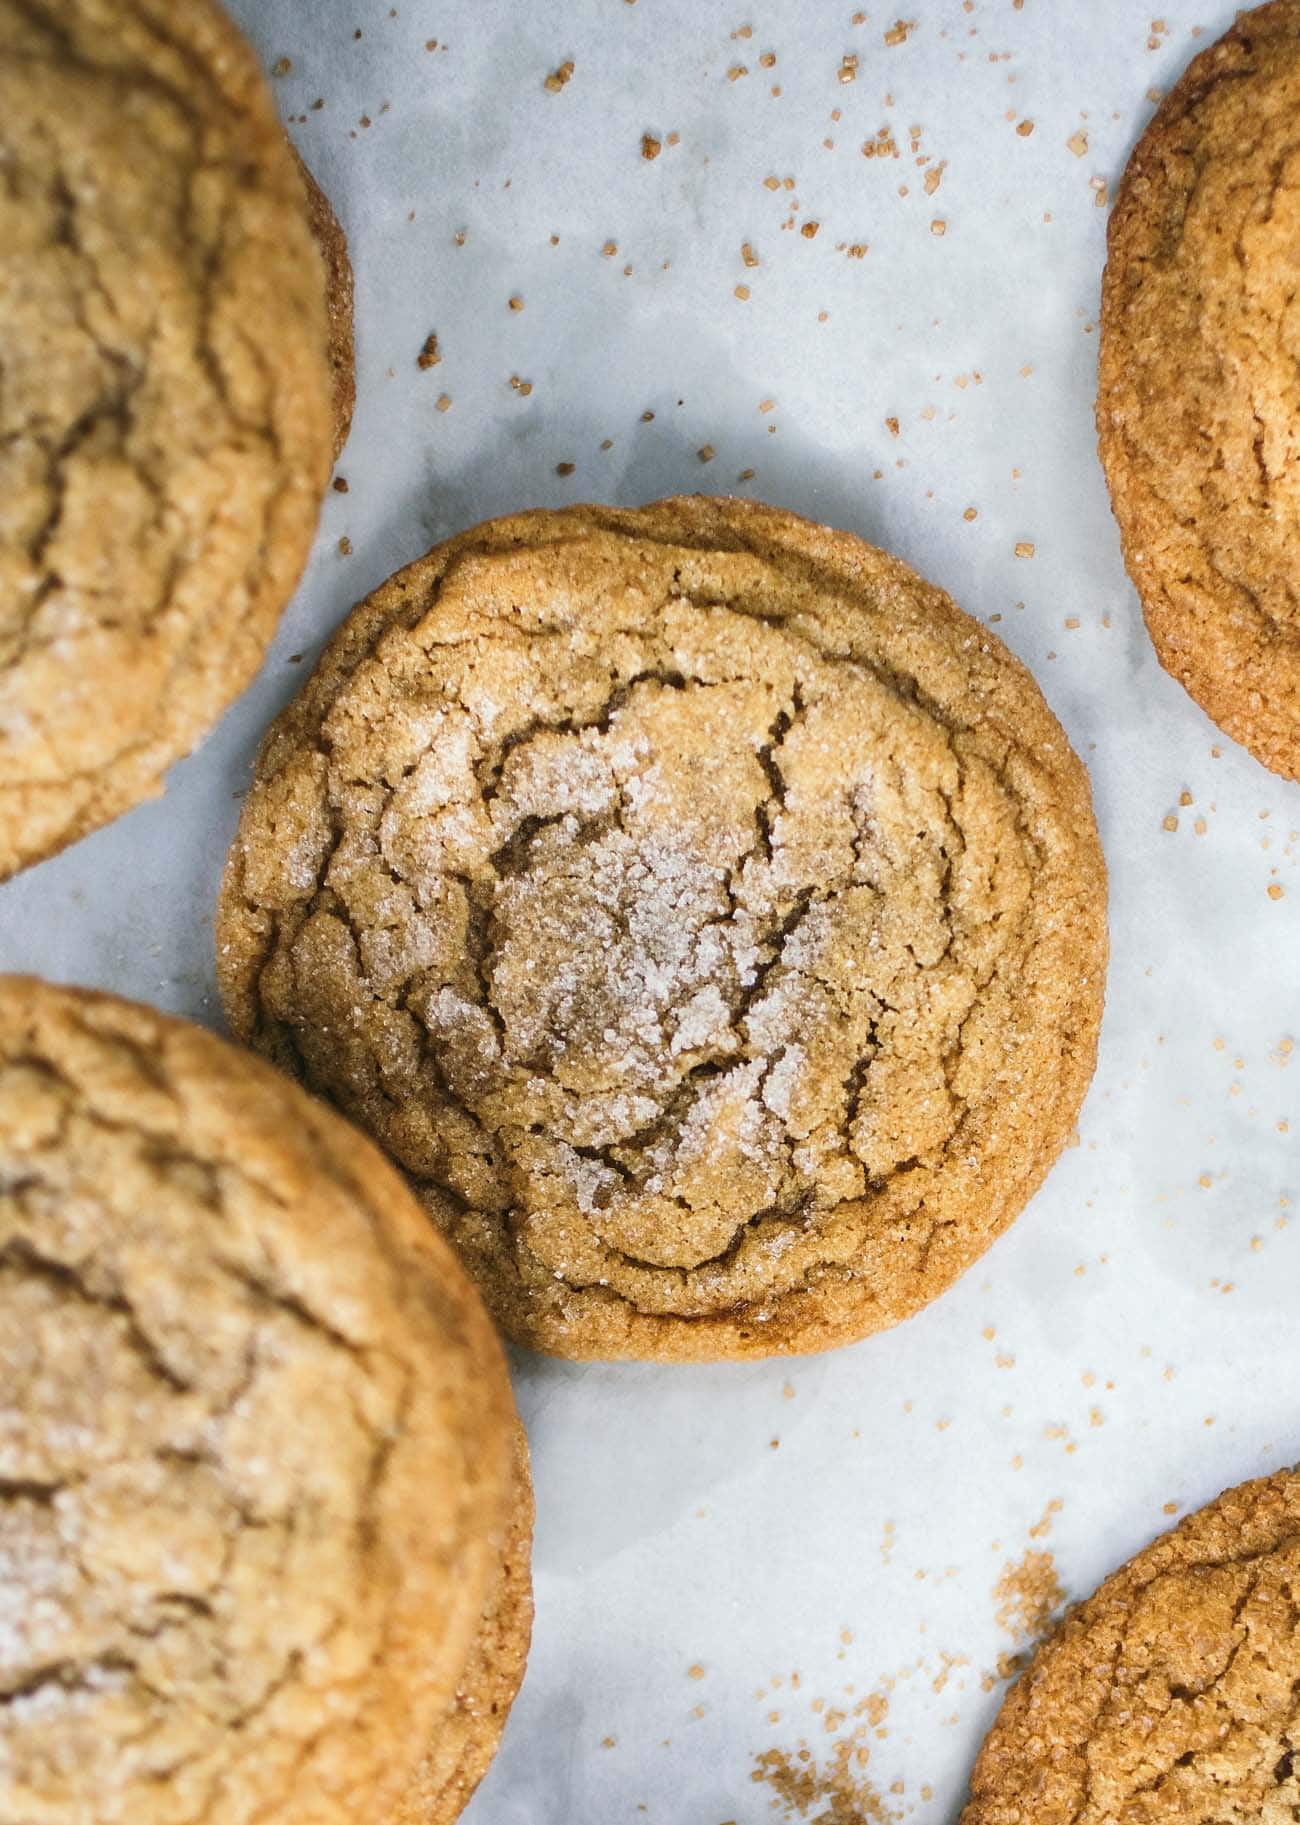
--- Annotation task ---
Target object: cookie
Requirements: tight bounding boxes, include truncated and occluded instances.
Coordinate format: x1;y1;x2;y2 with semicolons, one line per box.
400;1427;535;1825
0;975;530;1825
292;146;356;460
1098;0;1300;778
963;1467;1300;1823
0;0;334;881
216;496;1107;1362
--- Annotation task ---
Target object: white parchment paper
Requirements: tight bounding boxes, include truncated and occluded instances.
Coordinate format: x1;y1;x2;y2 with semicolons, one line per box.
3;3;1298;1819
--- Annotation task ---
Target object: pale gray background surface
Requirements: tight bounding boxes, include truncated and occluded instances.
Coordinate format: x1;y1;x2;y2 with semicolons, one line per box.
1;3;1296;1820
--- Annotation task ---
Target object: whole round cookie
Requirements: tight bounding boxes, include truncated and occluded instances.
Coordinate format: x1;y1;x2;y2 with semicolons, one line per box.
0;0;334;881
217;496;1107;1362
291;146;356;460
1098;0;1300;778
0;976;530;1825
963;1467;1300;1824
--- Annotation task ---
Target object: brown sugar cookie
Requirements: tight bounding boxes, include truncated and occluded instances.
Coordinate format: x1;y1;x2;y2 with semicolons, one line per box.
0;975;531;1825
216;496;1107;1362
291;145;356;460
962;1467;1300;1824
401;1427;535;1825
1098;0;1300;778
0;0;334;882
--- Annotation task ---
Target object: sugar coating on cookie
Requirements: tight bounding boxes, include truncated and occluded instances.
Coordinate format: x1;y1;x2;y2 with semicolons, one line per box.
0;977;522;1825
963;1467;1300;1823
1098;0;1300;778
0;0;334;880
218;497;1107;1362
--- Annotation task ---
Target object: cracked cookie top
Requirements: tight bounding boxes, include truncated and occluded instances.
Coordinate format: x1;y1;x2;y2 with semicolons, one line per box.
963;1467;1300;1825
0;976;519;1825
0;0;334;880
1098;0;1300;778
217;497;1107;1361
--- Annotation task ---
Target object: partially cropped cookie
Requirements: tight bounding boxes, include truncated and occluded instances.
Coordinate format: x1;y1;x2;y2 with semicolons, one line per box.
0;976;530;1825
1098;0;1300;778
963;1467;1300;1823
217;497;1107;1362
0;0;334;880
292;146;356;460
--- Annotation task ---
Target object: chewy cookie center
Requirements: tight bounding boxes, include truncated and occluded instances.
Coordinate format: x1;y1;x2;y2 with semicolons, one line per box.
441;664;973;1273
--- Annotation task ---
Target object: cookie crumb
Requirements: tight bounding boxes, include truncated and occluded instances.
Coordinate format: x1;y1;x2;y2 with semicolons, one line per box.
642;133;662;159
416;332;441;369
884;19;915;47
544;60;574;92
994;1549;1063;1643
1014;541;1035;558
